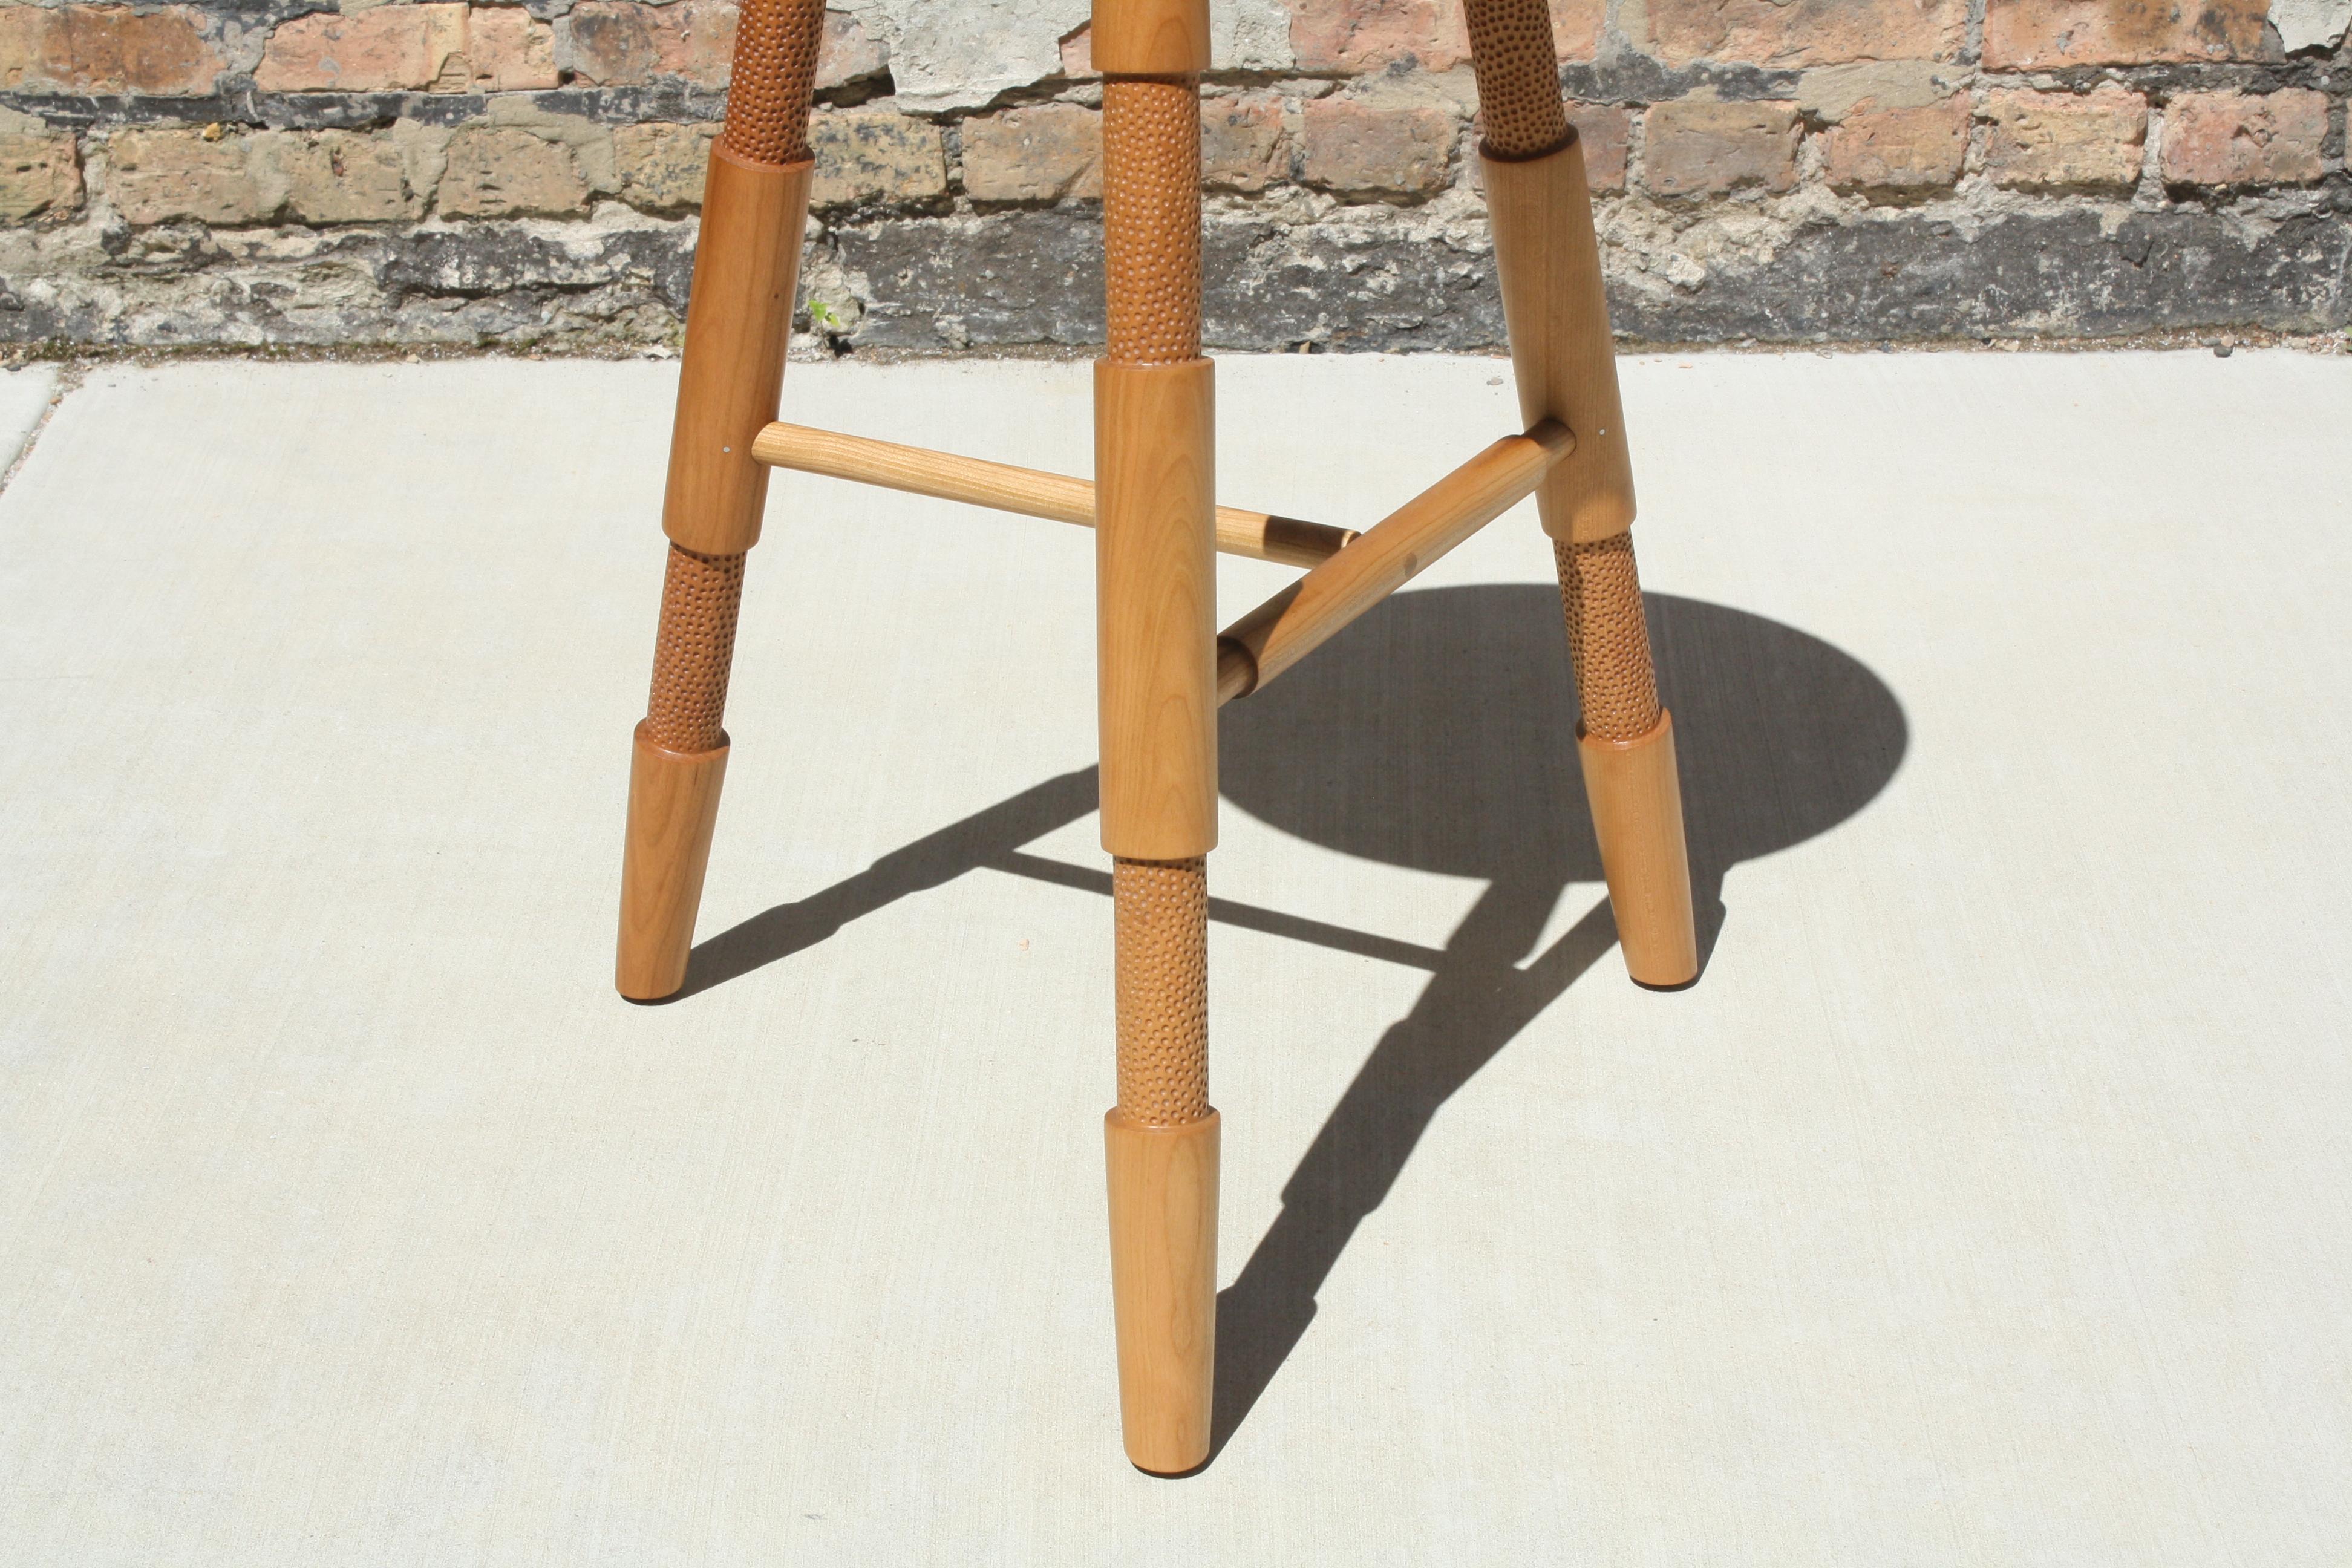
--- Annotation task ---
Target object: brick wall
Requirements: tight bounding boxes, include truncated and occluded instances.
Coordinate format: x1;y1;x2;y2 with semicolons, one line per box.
2;0;2347;351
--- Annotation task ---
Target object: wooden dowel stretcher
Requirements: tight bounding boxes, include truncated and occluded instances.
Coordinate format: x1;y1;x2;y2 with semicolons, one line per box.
1215;419;1575;704
750;420;1357;568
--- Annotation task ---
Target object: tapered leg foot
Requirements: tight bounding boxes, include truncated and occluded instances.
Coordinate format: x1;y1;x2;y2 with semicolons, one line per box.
1105;1108;1219;1472
1102;855;1217;1471
1578;712;1697;985
1555;535;1697;986
616;722;729;999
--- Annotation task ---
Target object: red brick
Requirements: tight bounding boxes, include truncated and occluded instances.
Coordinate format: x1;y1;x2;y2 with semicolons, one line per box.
1645;0;1967;67
1566;101;1630;191
255;5;467;93
1202;94;1285;192
0;4;221;96
567;0;735;88
1301;99;1456;196
1550;0;1604;57
1643;100;1800;195
1290;0;1469;73
961;103;1101;203
2160;89;2328;185
466;8;558;91
1981;85;2148;190
1982;0;2270;67
1474;99;1627;191
1821;95;1968;194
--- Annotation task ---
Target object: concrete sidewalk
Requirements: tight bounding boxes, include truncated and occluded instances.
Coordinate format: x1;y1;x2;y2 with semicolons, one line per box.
1;349;2347;1564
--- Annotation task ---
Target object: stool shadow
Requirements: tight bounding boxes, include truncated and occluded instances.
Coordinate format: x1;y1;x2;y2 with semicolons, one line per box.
1205;585;1907;1462
674;586;1906;1465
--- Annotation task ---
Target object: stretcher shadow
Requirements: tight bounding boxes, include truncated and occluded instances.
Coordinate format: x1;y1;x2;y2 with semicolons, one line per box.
676;585;1906;1465
1206;585;1907;1461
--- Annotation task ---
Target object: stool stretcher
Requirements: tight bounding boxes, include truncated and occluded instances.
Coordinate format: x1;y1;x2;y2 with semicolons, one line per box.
750;420;1356;567
1215;420;1576;704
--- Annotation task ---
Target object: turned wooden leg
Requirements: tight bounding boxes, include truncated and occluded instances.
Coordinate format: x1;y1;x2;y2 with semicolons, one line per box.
1093;0;1220;1474
1466;0;1697;986
615;0;822;999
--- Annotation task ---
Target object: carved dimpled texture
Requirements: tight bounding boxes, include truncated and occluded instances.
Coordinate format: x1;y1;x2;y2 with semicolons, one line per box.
1556;535;1662;742
1463;0;1570;159
1102;78;1203;365
1112;857;1211;1125
721;0;825;166
646;544;745;753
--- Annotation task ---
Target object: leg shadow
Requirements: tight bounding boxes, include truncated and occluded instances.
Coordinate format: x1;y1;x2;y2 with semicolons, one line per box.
1212;872;1618;1457
665;767;1099;1000
1204;584;1909;1460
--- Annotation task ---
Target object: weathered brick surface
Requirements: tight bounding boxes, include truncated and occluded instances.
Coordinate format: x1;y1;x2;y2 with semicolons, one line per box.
437;126;590;217
1644;100;1800;195
255;6;470;94
1290;0;1469;73
568;0;735;88
1;4;220;96
815;9;886;91
273;130;416;224
2160;90;2328;185
614;121;716;211
1822;96;1968;195
809;109;945;207
1;0;2346;350
1550;0;1606;58
962;104;1100;204
1982;0;2271;67
1301;99;1454;197
1982;85;2149;191
108;128;267;225
1203;94;1284;192
468;10;558;93
0;130;79;220
1645;0;1967;67
1566;102;1631;191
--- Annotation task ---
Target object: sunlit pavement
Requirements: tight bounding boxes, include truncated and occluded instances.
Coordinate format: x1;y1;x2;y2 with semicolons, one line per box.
2;349;2347;1563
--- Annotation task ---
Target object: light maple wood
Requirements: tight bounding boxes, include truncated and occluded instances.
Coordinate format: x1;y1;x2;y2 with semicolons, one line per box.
1090;0;1210;74
1578;710;1699;986
1105;1108;1219;1473
1485;137;1636;544
1095;357;1218;860
750;420;1355;567
616;722;729;999
662;149;812;557
1216;419;1575;704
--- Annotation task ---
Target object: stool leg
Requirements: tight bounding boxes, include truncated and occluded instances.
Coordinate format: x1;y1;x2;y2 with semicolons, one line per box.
1094;0;1220;1472
615;0;823;999
1465;0;1698;985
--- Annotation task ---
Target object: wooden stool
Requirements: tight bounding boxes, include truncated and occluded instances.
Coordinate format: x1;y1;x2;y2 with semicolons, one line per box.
613;0;1697;1474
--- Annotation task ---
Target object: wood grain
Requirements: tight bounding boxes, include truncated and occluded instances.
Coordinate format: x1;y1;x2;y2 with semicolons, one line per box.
661;149;811;556
1577;710;1699;986
615;722;729;999
750;420;1354;567
1104;1108;1219;1473
1217;420;1575;704
1485;136;1637;544
1090;0;1210;75
1094;358;1219;860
